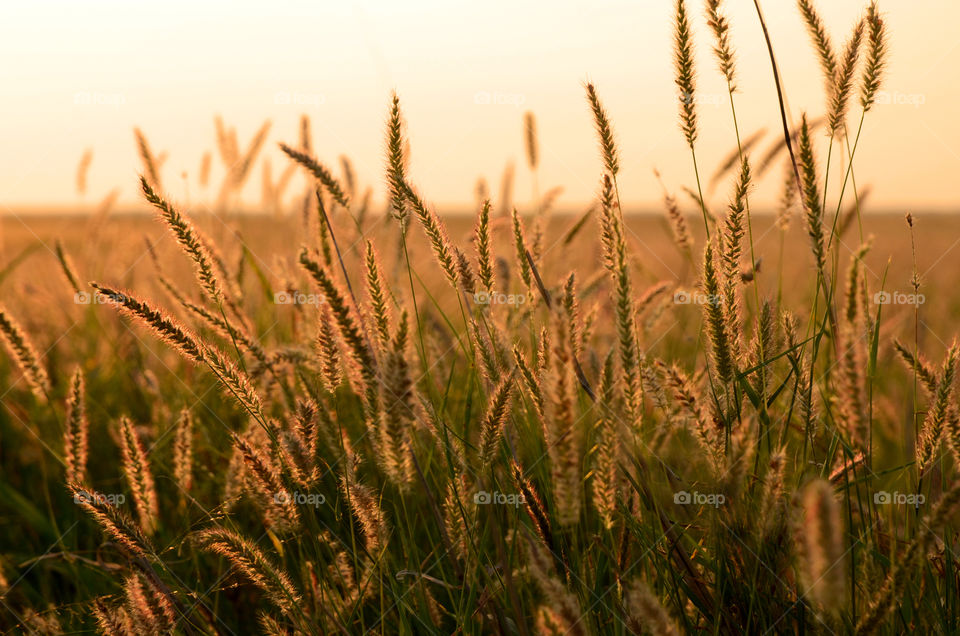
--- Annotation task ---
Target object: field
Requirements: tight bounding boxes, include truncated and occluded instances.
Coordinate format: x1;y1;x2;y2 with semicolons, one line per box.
2;1;960;634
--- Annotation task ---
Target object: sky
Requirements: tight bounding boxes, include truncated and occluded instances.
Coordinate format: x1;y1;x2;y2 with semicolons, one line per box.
0;0;957;213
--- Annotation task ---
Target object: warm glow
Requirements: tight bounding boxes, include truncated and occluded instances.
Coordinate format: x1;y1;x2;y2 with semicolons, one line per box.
0;0;957;212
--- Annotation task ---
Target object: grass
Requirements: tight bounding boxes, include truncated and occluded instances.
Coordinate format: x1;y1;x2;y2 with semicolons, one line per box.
1;1;959;634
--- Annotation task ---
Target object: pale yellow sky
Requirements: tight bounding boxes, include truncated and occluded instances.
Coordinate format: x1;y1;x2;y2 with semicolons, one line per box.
0;0;957;213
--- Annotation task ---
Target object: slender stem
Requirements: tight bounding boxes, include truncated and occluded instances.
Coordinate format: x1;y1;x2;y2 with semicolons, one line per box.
689;148;711;240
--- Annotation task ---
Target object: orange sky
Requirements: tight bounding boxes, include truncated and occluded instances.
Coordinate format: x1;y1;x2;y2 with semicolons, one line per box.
0;0;957;213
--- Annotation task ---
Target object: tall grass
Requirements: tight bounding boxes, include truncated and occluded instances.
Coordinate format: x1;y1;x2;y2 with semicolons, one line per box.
3;2;960;635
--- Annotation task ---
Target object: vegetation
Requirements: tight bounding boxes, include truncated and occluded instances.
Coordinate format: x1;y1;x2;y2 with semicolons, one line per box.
2;1;959;634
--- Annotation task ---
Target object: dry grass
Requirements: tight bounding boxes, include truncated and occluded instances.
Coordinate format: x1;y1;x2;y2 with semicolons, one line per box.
3;2;960;634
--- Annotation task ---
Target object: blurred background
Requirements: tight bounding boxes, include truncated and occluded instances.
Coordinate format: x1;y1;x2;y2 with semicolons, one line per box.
0;0;956;213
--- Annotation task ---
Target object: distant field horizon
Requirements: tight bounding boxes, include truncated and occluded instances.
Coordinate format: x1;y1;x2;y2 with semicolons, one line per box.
3;205;959;218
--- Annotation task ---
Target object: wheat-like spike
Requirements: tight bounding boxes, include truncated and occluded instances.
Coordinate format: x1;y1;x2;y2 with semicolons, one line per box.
233;120;271;188
561;273;583;360
291;399;320;475
140;177;223;304
338;155;357;200
624;580;680;636
796;479;846;615
757;449;787;540
468;318;498;384
377;311;415;489
797;0;838;87
592;352;619;529
474;199;495;291
76;148;93;195
510;462;555;557
584;83;620;176
69;482;154;560
232;432;300;529
523;111;539;171
748;300;776;396
261;159;274;211
916;343;959;474
454;247;477;294
598;174;642;425
214;116;237;165
511;208;534;289
403;184;460;291
0;305;50;399
63;368;88;485
442;476;471;563
92;598;136;636
199;152;212;188
702;239;735;385
721;157;750;358
364;240;392;348
278;143;349;208
674;0;698;147
526;538;584;635
385;93;409;221
173;409;193;496
315;305;343;393
513;344;545;418
535;325;550;374
194;527;301;613
828;18;865;135
54;239;82;294
299;249;377;414
478;372;515;467
662;192;693;252
340;466;389;555
201;344;266;425
836;250;869;448
134;127;162;191
657;361;718;464
141;579;176;634
318;530;362;608
118;416;159;535
857;479;960;634
860;2;888;111
777;160;798;231
123;575;176;635
89;283;204;363
123;574;162;634
893;340;937;395
546;309;581;526
797;116;826;273
705;0;736;90
721;158;749;283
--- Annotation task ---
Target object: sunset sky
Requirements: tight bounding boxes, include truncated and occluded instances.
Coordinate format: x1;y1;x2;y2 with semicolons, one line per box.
0;0;957;213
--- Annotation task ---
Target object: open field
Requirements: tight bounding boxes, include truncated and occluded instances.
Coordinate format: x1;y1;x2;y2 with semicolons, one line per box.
3;1;960;634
